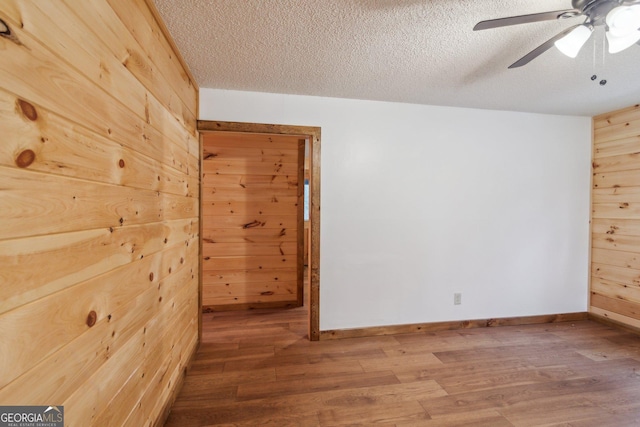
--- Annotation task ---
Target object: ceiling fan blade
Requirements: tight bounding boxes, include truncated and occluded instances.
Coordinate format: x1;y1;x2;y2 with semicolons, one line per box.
508;24;582;68
474;9;579;31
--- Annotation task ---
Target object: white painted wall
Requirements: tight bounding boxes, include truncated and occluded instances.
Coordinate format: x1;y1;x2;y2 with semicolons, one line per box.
200;89;592;331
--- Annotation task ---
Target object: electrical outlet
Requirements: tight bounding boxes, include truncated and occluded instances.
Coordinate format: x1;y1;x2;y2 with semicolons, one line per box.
454;293;462;305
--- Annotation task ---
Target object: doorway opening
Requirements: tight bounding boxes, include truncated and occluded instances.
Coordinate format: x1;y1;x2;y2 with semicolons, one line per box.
198;121;321;341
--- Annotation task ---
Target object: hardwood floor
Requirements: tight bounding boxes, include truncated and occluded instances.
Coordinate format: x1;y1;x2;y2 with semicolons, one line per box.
165;305;640;426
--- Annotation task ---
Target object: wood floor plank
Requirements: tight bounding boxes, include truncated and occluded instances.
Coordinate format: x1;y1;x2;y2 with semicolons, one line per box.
167;379;447;426
165;289;640;427
544;413;640;427
274;334;402;357
317;400;430;426
358;352;443;372
433;364;582;395
432;343;584;366
318;381;448;407
236;370;400;401
195;345;275;364
169;385;237;409
421;358;640;418
420;377;590;418
187;360;225;376
394;358;533;384
183;367;276;391
402;409;515;427
165;402;306;426
499;395;606;426
205;414;322;427
224;344;391;374
275;360;364;381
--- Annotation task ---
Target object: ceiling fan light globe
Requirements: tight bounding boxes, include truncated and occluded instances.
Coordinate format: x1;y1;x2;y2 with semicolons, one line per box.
606;29;640;53
554;25;593;58
606;5;640;37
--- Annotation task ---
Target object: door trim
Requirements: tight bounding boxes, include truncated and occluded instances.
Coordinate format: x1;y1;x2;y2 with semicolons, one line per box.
198;120;321;341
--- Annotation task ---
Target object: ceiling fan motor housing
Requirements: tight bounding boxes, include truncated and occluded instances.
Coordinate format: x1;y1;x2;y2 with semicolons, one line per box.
474;0;640;67
573;0;620;26
575;0;640;26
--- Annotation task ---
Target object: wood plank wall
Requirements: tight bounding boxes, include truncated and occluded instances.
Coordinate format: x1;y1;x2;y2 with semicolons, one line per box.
201;132;304;310
0;1;199;426
591;104;640;330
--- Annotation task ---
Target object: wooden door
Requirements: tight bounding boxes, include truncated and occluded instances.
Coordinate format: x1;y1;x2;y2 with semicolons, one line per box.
201;132;305;310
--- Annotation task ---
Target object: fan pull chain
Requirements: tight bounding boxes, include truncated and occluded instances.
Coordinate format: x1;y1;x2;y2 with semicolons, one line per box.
590;29;607;86
600;30;607;85
602;29;606;68
592;33;596;69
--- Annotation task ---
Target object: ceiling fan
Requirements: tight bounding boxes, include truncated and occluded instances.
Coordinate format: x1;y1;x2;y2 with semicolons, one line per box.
474;0;640;68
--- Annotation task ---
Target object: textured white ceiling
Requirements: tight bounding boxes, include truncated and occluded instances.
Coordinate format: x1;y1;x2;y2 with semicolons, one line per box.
153;0;640;116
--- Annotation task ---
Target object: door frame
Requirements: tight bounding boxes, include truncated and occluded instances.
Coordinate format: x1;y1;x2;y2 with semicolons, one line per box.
198;120;321;341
